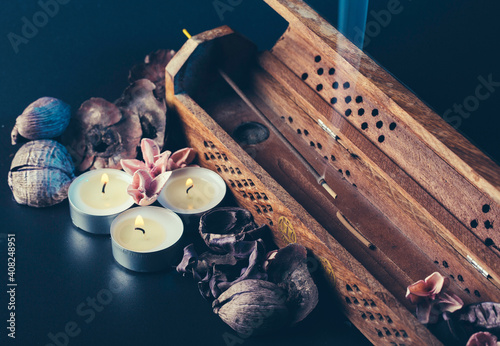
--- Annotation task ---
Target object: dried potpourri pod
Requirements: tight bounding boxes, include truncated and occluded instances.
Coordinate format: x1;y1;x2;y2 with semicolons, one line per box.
129;49;176;101
212;279;290;336
11;97;70;145
8;140;75;207
115;79;167;149
63;98;142;172
199;207;264;253
432;302;500;345
266;243;319;324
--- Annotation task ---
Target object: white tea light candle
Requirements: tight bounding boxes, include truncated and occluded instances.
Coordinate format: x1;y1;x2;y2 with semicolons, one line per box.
157;167;226;215
111;206;184;272
68;169;134;234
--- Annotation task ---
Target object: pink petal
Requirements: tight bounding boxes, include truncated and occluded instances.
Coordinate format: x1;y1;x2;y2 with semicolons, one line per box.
424;272;446;297
127;170;153;205
121;159;147;176
407;280;430;298
166;148;196;170
466;332;498;346
437;292;464;313
151;150;171;177
147;171;172;196
141;138;160;168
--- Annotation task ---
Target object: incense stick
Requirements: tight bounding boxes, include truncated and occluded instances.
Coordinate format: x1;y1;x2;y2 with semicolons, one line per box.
336;211;376;250
218;69;337;200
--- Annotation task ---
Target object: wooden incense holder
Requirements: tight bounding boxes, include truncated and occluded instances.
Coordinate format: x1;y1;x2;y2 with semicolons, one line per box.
165;1;500;344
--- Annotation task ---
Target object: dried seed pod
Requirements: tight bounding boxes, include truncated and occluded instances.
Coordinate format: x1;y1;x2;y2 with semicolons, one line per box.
267;244;319;324
213;279;290;336
8;140;75;207
11;97;70;145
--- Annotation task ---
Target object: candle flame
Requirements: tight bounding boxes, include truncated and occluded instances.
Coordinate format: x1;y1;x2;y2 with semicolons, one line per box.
185;178;193;187
182;29;192;39
101;173;109;185
135;215;144;227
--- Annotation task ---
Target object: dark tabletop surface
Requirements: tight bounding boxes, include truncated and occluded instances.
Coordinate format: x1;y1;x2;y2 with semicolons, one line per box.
1;1;499;345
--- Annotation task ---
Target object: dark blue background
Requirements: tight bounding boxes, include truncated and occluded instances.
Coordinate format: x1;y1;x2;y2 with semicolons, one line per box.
0;0;499;345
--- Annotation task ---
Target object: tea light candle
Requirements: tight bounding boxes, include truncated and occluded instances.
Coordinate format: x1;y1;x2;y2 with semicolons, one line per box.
157;167;226;215
68;169;134;234
111;206;184;272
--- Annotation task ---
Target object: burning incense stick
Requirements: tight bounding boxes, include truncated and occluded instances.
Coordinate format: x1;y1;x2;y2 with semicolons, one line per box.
218;69;338;200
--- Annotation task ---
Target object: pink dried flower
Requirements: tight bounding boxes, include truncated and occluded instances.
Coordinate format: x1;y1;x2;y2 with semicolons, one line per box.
406;272;463;324
120;138;196;206
466;332;499;346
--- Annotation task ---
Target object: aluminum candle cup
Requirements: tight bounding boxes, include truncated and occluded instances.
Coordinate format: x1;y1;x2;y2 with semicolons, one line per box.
157;167;226;216
110;206;184;272
68;169;134;234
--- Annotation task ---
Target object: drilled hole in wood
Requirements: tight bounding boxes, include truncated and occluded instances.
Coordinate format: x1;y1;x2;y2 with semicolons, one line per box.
372;109;379;116
358;108;365;116
242;179;248;186
401;330;409;338
458;275;464;282
343;82;350;89
483;204;491;213
237;181;243;188
376;121;384;129
317;143;323;149
386;316;393;324
288;117;293;123
353;285;360;292
310;141;315;147
329;68;335;75
361;122;368;130
268;219;274;226
450;274;455;280
301;73;308;80
338;169;343;174
370;300;377;307
361;312;367;319
229;167;234;174
254;205;262;214
442;261;449;268
203;141;209;148
356;96;363;103
330;97;337;104
236;168;241;175
378;135;385;143
262;206;268;213
208;141;215;148
384;327;391;336
296;129;302;135
346;284;353;291
331;155;336;161
485;238;494;246
317;68;324;75
267;204;273;211
377;330;384;337
229;179;235;187
475;290;481;297
389;122;397;131
345;297;352;304
210;154;215;159
323;156;328;160
262;193;269;200
222;153;228;161
369;313;375;321
204;153;210;160
248;193;255;201
345;96;352;104
394;330;400;337
346;170;351;176
471;219;479;228
315;55;321;62
434;260;439;264
332;82;339;89
316;84;323;92
485;220;493;229
345;109;352;116
248;179;255;187
304;129;309;136
465;288;470;294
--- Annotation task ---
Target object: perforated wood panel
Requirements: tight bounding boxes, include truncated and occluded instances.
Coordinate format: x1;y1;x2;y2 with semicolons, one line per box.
169;92;440;345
